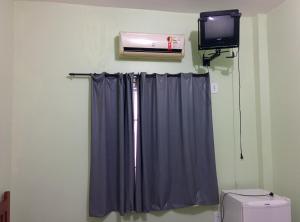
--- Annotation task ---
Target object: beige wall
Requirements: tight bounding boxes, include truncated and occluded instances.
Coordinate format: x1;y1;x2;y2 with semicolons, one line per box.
0;0;13;194
268;0;300;221
11;1;263;222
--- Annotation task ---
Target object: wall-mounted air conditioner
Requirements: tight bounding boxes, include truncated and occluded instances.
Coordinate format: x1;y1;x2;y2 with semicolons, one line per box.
119;32;185;60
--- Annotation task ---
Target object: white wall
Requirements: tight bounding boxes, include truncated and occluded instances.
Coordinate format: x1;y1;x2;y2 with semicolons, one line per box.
252;14;274;190
12;2;262;222
268;0;300;221
0;0;13;194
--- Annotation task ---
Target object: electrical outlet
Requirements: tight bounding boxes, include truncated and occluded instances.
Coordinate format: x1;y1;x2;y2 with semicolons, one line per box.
211;82;218;94
213;211;221;222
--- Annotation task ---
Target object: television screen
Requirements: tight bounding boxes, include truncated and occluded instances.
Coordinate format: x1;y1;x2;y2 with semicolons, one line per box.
198;9;241;50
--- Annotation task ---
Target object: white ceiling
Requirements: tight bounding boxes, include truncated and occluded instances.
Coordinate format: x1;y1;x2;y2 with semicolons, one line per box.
20;0;285;15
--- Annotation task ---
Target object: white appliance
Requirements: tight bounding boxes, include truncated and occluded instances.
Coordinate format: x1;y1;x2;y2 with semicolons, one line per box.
221;189;291;222
119;32;185;60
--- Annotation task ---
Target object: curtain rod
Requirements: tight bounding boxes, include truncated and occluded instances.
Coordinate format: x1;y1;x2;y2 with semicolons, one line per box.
69;73;145;77
69;73;209;77
69;73;93;76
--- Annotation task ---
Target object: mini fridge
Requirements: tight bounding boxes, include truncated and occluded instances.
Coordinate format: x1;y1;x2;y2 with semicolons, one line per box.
221;189;291;222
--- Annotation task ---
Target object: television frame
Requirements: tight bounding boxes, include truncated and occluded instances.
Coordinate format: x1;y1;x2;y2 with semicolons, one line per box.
198;9;241;50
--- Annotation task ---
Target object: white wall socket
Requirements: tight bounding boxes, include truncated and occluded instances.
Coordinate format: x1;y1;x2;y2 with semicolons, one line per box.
211;82;218;94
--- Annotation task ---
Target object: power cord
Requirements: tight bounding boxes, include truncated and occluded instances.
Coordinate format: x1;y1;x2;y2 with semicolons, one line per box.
237;47;243;160
204;48;243;160
220;191;274;222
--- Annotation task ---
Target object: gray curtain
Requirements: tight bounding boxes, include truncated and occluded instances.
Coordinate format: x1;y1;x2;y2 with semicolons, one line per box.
136;73;219;212
89;73;135;217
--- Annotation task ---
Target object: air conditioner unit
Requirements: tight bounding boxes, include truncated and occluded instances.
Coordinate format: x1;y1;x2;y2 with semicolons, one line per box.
119;32;185;60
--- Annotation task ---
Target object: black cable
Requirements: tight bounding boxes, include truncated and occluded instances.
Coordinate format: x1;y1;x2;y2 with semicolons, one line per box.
206;62;210;74
237;47;243;160
220;191;274;222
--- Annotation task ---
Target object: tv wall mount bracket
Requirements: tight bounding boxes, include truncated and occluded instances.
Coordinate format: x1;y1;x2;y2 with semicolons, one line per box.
202;49;236;66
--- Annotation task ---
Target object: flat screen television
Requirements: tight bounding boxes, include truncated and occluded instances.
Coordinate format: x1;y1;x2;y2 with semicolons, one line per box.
198;9;241;50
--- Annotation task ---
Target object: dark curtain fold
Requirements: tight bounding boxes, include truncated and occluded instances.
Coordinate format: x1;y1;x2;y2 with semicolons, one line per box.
89;73;135;217
136;73;219;212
